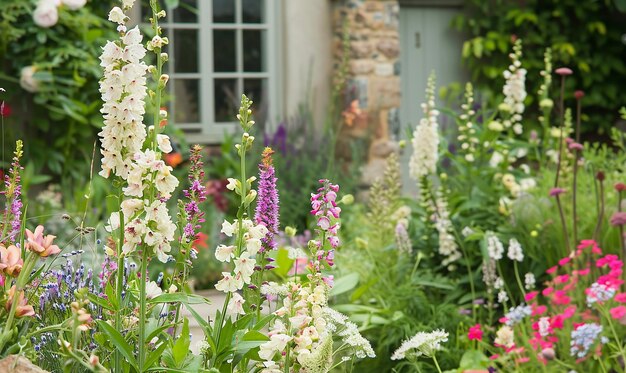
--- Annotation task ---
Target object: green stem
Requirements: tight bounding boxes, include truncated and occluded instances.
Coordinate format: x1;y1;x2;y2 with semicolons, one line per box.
431;354;443;373
513;260;526;298
115;198;125;373
138;247;148;371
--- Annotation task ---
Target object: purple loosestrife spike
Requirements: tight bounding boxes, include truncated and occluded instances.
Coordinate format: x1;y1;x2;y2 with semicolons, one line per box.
182;145;208;243
254;147;280;252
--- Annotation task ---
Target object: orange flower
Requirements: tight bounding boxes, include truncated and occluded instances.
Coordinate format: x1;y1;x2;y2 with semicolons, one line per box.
6;286;35;318
25;225;61;257
164;152;183;168
0;245;23;276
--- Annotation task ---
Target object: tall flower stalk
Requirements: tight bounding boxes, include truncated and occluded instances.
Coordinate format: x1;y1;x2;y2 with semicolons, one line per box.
1;140;23;244
173;144;207;331
211;95;267;362
98;1;175;370
251;147;279;315
409;72;438;183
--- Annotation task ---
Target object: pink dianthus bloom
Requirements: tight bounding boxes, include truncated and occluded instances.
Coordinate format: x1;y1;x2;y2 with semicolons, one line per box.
468;324;483;341
610;306;626;320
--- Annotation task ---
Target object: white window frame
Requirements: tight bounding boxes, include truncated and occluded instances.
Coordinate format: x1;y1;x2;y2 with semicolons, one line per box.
132;0;282;144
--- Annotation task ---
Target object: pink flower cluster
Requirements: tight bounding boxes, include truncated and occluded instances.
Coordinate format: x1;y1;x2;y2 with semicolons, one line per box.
310;179;341;270
472;239;626;367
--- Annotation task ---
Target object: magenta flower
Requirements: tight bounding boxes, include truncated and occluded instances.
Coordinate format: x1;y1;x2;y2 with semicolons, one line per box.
549;187;566;197
310;179;341;268
568;142;583;151
254;148;280;252
468;324;483;341
610;212;626;226
555;67;573;76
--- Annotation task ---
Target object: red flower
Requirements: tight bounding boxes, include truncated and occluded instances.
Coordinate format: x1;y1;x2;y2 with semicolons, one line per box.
574;90;585;100
0;102;11;117
546;266;558;275
192;232;209;250
615;293;626;303
615;183;626;192
468;324;483;341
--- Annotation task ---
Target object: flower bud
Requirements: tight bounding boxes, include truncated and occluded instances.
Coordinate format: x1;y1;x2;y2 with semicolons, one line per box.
340;194;354;205
285;226;297;237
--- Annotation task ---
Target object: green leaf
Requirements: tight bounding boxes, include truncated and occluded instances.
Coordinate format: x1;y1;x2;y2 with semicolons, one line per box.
87;293;114;311
330;273;359;296
459;349;490;369
95;320;138;370
148;293;211;305
172;318;190;365
273;247;294;277
145;340;168;368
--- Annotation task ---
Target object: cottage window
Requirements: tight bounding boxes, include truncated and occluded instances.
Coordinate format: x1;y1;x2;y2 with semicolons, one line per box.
137;0;279;143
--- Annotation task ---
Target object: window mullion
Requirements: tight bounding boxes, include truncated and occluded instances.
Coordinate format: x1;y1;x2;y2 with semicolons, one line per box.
202;0;214;136
236;0;243;99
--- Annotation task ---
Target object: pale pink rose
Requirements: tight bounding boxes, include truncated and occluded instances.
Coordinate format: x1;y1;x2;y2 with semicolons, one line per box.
33;1;59;28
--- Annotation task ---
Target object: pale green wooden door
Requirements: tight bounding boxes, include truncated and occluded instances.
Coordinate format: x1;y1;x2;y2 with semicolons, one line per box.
399;5;466;194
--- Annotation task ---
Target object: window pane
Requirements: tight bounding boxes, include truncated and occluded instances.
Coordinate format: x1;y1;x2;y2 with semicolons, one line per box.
213;0;235;23
244;79;267;125
213;30;236;72
242;0;264;23
174;29;198;73
214;79;238;122
174;79;200;123
243;30;265;72
173;0;198;23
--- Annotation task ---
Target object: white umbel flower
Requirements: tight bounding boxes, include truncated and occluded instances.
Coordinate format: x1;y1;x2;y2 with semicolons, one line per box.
391;329;448;360
409;73;439;181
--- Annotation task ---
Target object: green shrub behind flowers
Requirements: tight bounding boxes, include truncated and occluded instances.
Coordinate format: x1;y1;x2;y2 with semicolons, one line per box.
0;0;116;186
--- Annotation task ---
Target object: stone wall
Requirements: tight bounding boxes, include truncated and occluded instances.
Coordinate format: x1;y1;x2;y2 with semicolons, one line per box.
332;0;401;188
